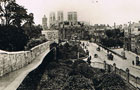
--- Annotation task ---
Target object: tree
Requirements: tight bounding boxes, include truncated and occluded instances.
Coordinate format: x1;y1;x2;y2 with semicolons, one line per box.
0;0;37;51
23;24;42;39
22;13;42;39
0;25;28;51
101;29;124;48
0;0;28;27
105;30;113;38
26;13;34;28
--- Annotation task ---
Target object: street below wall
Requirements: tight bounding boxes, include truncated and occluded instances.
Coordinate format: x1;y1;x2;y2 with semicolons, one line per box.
81;41;140;77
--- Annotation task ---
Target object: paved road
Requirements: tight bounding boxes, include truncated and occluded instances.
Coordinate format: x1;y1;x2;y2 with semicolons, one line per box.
81;41;140;77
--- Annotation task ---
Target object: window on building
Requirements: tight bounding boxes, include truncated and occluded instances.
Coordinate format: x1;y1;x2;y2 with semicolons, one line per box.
131;38;135;41
70;15;72;20
68;15;70;20
64;21;69;25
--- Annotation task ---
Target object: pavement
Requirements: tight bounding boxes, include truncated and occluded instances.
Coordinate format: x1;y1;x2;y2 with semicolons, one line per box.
112;48;140;70
81;41;140;77
0;48;50;90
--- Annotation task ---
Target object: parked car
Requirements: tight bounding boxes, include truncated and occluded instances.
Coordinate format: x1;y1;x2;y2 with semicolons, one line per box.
136;56;140;66
96;47;100;51
94;54;98;58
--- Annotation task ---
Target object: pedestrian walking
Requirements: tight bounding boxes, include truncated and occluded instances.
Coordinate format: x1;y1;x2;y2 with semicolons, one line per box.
89;56;92;60
107;50;109;54
86;50;89;56
132;60;135;65
87;57;91;65
83;43;85;47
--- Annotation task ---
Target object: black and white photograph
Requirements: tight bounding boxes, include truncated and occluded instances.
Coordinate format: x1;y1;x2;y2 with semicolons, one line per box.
0;0;140;90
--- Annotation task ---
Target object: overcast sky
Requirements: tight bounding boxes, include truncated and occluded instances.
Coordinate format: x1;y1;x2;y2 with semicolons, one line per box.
16;0;140;26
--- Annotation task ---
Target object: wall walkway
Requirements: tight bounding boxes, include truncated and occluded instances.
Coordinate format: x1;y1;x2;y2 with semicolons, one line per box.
0;41;53;90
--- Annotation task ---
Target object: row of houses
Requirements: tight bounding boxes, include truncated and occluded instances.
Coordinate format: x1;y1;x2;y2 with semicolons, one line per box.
124;21;140;54
43;14;140;55
88;22;140;55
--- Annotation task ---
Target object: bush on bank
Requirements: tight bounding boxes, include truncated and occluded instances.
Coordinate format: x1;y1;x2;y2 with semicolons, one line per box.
38;42;131;90
57;42;87;59
38;58;129;90
97;73;126;90
18;41;132;90
24;36;47;50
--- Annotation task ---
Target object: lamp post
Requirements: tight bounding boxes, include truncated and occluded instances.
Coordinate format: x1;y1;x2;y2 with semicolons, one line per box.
74;35;79;59
77;49;79;59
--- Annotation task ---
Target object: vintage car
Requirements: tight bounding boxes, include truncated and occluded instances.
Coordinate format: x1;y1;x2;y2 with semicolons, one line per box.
136;56;140;66
86;42;89;46
94;54;98;58
96;47;100;51
107;53;114;60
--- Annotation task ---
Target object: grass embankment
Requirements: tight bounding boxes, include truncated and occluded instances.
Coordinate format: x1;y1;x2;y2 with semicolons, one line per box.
38;42;129;90
18;41;132;90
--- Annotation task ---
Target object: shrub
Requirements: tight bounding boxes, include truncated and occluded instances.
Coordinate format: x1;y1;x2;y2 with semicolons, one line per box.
48;66;72;78
63;75;95;90
57;41;86;59
39;76;68;90
72;61;98;79
23;25;42;39
25;36;47;50
58;59;73;66
98;73;126;90
46;61;60;70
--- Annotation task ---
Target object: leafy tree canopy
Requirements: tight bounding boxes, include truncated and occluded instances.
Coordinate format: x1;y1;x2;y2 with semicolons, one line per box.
0;25;28;51
0;0;31;28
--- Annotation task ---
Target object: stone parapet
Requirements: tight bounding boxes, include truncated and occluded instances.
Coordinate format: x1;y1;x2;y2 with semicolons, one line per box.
0;41;51;77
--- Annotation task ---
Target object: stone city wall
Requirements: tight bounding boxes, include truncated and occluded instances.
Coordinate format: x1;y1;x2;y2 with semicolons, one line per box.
0;41;51;77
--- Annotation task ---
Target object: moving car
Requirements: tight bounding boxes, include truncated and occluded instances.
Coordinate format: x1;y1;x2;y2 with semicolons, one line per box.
107;53;114;60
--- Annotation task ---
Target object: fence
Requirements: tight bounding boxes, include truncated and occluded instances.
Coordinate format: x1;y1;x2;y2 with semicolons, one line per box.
98;44;127;59
0;41;52;77
91;61;140;89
